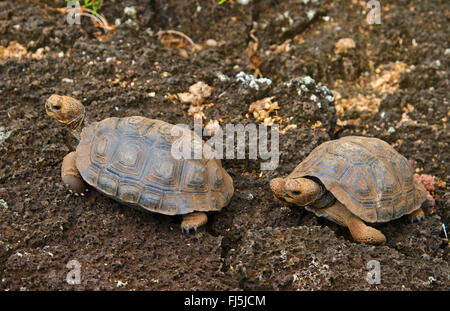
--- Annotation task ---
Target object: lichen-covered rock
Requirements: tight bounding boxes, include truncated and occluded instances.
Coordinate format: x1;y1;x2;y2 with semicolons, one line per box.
272;76;336;135
235;71;273;104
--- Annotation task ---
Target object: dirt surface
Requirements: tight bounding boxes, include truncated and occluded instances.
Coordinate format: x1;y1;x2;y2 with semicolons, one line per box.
0;0;448;290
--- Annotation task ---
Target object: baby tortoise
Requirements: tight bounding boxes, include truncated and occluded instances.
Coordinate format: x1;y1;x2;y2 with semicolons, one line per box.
45;94;234;232
270;136;428;245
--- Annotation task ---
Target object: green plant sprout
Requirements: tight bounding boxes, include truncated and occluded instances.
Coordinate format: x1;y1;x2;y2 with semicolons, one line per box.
63;0;115;31
65;0;109;16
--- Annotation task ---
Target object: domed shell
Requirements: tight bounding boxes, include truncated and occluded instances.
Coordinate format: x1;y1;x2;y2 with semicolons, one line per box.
289;136;427;223
75;116;234;215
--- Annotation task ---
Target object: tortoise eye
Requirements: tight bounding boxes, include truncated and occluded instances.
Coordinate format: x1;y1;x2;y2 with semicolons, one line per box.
291;190;301;196
52;105;62;110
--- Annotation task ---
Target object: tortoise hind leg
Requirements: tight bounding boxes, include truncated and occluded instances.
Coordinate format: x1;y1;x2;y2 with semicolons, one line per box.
62;152;87;195
181;212;207;233
319;201;387;245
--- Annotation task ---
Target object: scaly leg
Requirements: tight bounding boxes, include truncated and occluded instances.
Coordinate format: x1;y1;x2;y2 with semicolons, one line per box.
61;152;87;195
181;212;208;233
319;201;387;245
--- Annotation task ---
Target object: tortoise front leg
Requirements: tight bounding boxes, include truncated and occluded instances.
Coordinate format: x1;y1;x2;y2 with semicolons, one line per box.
62;152;87;195
319;201;387;245
181;212;208;233
408;208;425;223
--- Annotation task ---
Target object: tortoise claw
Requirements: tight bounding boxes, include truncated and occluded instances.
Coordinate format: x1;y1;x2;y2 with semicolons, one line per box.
181;225;198;234
408;208;425;224
409;216;424;224
67;189;86;197
181;212;207;234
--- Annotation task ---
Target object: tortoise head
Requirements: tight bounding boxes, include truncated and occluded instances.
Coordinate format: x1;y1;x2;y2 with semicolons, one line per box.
270;176;323;206
46;94;85;126
46;94;86;139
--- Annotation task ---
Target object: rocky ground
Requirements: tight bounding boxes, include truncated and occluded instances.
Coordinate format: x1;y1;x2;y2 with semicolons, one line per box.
0;0;448;290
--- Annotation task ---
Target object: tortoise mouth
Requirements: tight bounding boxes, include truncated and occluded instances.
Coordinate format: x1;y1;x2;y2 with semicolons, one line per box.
281;195;295;203
45;105;55;118
45;100;59;120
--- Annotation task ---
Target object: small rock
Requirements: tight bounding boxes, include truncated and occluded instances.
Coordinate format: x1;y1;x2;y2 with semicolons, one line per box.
177;81;214;105
62;78;74;84
205;39;218;47
124;6;136;17
248;97;279;123
334;38;356;55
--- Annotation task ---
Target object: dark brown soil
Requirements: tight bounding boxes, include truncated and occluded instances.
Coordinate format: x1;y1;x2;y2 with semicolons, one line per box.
0;0;448;290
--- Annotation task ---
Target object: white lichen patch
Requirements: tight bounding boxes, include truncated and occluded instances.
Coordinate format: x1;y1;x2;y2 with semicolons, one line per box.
216;72;230;82
116;280;128;287
0;199;8;209
235;72;272;90
0;126;11;142
284;76;315;88
124;6;136;17
306;10;316;21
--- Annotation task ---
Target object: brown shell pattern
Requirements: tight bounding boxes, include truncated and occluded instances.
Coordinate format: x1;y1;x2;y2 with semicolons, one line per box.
290;136;427;223
75;116;234;215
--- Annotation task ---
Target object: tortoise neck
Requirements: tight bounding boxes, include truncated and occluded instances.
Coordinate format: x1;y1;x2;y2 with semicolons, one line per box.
66;113;88;141
311;191;336;209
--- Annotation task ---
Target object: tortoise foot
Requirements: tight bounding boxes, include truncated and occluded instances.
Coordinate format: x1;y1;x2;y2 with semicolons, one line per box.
348;218;386;245
181;212;207;233
408;208;425;224
62;152;87;195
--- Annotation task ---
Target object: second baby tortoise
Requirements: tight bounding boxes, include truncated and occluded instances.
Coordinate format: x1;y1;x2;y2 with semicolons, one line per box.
270;136;428;245
45;94;234;232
